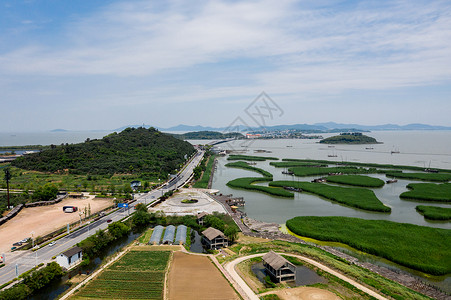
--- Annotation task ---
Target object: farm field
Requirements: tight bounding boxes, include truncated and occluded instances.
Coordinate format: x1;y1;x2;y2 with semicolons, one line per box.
72;250;170;299
167;251;239;300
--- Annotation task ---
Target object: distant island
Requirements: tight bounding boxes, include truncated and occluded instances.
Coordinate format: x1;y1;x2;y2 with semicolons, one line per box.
319;132;380;144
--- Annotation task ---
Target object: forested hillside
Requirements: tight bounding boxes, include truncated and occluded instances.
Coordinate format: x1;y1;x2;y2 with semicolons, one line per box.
12;127;195;176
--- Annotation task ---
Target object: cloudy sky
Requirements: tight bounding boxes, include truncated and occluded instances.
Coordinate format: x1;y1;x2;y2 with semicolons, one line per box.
1;0;451;131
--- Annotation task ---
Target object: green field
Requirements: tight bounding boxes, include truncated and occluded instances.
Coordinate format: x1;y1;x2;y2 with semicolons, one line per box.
386;171;451;182
225;161;273;178
269;181;391;212
286;216;451;275
288;166;369;177
226;177;293;198
227;155;278;161
325;175;385;188
400;183;451;202
269;161;327;168
193;154;216;188
282;158;451;173
416;205;451;221
74;250;170;299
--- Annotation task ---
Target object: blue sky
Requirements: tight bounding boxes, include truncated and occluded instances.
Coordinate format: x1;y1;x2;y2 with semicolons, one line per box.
1;0;451;131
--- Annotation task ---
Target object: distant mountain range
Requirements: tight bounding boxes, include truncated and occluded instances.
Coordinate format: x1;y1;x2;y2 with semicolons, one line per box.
53;122;451;133
152;122;451;132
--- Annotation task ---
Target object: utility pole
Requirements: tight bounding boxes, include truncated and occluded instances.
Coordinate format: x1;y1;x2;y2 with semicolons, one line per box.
4;168;11;209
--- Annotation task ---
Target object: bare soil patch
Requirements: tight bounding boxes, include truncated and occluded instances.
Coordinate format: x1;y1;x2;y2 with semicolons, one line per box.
167;252;239;300
0;194;113;253
262;287;340;300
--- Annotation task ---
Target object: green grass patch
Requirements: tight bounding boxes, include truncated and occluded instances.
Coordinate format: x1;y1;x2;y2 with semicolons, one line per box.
193;154;216;188
269;161;328;168
326;175;385;188
227;155;278;161
282;158;451;173
286;216;451;275
225;161;273;178
270;181;390;212
75;250;170;299
288;166;371;177
416;206;451;221
226;177;294;198
138;228;154;243
386;172;451;182
400;183;451;202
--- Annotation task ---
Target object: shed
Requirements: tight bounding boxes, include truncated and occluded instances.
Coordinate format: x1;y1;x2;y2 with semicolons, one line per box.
202;227;228;250
196;212;208;226
175;225;188;245
149;225;164;245
162;225;176;244
262;251;296;282
56;246;83;270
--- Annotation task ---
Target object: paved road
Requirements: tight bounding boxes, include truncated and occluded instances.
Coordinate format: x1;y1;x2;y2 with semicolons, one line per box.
223;253;388;300
0;150;204;286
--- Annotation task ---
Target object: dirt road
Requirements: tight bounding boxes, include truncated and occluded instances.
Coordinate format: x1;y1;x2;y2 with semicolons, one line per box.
224;253;388;300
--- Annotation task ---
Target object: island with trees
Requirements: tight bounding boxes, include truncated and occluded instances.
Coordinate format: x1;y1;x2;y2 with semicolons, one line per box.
319;132;380;144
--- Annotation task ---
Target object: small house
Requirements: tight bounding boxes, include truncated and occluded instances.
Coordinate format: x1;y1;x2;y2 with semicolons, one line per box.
196;212;208;226
262;251;296;282
56;246;83;270
201;227;228;250
130;180;142;191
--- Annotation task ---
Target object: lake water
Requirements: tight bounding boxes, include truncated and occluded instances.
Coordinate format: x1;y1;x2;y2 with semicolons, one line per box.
0;131;113;147
204;131;451;230
201;131;451;292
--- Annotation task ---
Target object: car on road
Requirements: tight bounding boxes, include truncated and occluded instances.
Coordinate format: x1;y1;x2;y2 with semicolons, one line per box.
49;241;56;247
107;219;112;223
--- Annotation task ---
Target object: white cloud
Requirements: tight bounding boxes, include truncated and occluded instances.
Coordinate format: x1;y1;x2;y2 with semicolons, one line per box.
0;0;450;102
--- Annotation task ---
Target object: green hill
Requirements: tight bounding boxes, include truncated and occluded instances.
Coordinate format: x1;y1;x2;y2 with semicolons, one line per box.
319;133;379;144
12;127;195;176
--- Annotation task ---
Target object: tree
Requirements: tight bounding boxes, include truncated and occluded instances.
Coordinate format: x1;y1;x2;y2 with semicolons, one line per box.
107;222;130;238
135;203;148;213
3;167;11;208
224;226;239;243
32;183;58;201
131;210;151;228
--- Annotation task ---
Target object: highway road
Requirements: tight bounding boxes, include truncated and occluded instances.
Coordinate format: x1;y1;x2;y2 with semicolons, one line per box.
0;149;204;286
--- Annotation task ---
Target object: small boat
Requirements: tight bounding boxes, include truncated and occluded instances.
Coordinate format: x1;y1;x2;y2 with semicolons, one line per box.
328;154;338;157
386;179;398;184
282;171;294;175
365;147;374;150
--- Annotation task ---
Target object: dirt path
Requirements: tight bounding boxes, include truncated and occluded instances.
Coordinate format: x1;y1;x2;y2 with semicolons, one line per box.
223;253;388;300
260;287;340;300
167;251;240;300
0;194;113;253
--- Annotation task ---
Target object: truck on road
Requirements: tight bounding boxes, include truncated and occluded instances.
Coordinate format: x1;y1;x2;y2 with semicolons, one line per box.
63;206;78;213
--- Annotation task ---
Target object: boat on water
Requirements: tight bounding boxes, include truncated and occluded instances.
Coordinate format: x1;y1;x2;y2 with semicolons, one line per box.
328;154;338;157
365;147;374;150
386;179;398;184
282;171;294;175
